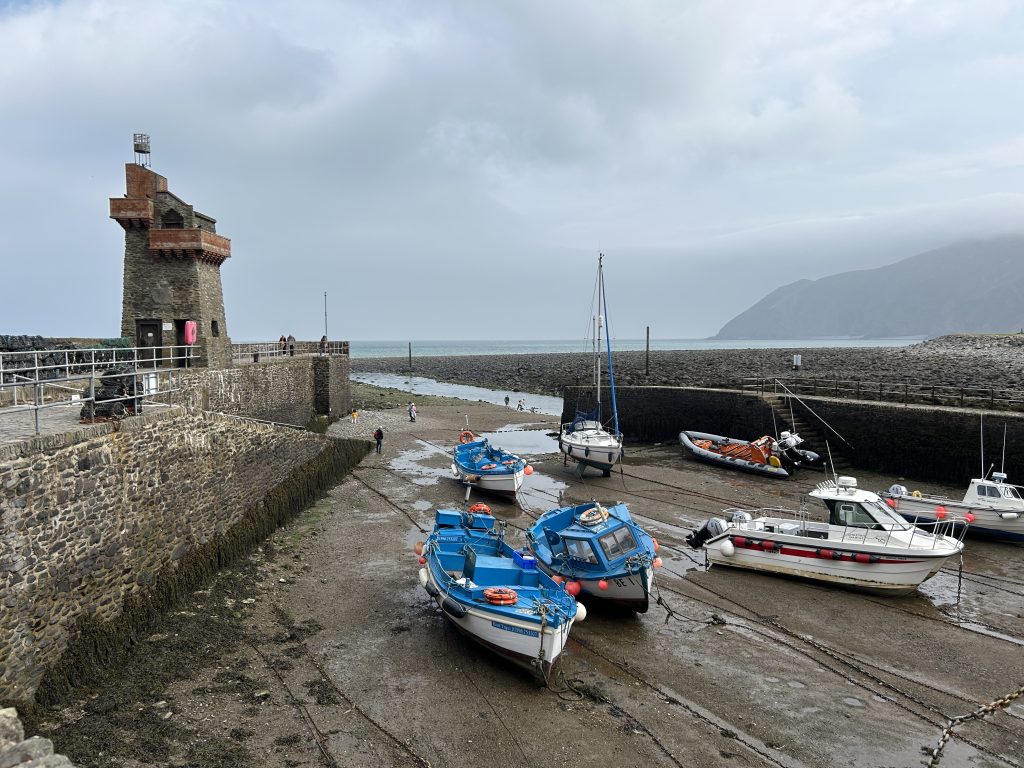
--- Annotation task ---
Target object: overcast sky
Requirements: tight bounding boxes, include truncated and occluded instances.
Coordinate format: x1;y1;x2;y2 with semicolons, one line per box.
3;0;1024;341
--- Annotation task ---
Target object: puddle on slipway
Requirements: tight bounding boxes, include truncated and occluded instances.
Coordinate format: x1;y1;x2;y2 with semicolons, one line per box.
478;426;559;455
351;372;563;416
388;441;451;486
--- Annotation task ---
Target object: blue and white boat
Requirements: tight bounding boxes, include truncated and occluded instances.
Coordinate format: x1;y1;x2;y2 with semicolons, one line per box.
418;509;585;678
527;501;660;612
451;431;528;497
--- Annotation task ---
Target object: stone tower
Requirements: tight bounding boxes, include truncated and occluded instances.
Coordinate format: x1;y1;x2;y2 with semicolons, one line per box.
109;137;232;369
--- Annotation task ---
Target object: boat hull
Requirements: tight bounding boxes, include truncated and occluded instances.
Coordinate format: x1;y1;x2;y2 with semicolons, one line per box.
886;495;1024;542
558;431;623;473
704;531;956;594
422;566;572;677
536;561;652;612
679;431;791;479
451;462;524;496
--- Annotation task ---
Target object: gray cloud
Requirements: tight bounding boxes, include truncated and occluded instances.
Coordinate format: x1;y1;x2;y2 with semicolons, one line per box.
2;0;1023;341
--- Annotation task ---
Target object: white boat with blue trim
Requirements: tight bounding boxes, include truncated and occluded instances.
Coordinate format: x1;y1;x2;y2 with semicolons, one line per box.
559;254;623;477
417;508;584;679
451;431;528;497
687;476;967;594
882;473;1024;543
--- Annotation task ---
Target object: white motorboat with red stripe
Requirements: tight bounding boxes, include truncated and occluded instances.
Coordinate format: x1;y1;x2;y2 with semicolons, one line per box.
687;476;967;594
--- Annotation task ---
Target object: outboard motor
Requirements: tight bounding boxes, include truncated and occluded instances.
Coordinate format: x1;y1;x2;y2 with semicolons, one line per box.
687;517;728;549
888;484;908;497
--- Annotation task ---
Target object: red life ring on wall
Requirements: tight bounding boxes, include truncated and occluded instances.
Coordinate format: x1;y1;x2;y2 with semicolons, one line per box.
184;320;197;345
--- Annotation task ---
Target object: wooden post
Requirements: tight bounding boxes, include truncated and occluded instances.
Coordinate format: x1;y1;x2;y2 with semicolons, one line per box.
645;325;650;377
408;342;412;375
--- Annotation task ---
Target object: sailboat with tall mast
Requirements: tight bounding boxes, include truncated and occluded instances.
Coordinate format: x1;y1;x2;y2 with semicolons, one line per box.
558;254;624;477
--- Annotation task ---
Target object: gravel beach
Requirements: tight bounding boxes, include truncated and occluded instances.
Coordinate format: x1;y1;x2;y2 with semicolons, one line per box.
351;334;1024;397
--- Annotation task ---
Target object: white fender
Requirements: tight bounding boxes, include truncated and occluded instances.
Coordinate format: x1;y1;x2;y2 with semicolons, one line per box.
720;539;736;557
418;568;428;588
574;602;587;622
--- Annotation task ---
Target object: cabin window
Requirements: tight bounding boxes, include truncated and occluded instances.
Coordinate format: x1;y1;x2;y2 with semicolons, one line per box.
836;503;878;528
564;538;599;565
978;485;999;498
1003;486;1021;499
599;526;637;561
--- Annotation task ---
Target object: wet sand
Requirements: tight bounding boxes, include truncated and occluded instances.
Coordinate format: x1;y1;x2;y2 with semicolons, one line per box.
28;396;1024;768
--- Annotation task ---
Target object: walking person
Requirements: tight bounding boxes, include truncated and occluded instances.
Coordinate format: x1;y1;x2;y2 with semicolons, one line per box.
373;426;384;454
319;335;328;355
504;395;510;408
287;334;296;357
279;335;287;355
351;408;358;424
408;402;417;422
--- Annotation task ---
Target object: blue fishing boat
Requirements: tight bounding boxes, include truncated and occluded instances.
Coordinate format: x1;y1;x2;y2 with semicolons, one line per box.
417;508;585;678
451;430;531;497
526;501;661;612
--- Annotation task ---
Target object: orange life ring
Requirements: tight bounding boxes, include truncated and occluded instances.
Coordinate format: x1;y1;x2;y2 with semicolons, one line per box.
502;459;517;465
481;463;497;470
459;430;475;444
483;587;518;606
468;503;491;514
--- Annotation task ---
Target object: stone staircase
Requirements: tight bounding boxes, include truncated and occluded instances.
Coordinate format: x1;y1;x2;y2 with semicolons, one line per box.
761;392;854;472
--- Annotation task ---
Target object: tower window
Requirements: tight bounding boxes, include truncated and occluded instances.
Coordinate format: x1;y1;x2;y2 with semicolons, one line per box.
211;320;220;337
161;209;185;229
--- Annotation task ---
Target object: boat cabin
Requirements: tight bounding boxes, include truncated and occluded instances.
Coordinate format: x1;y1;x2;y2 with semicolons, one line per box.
811;477;914;532
536;504;639;571
962;473;1024;510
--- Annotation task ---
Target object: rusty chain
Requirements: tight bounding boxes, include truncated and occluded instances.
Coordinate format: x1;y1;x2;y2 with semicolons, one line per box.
927;684;1024;767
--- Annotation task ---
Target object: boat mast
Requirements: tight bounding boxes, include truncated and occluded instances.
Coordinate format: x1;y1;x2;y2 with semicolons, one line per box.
595;254;603;418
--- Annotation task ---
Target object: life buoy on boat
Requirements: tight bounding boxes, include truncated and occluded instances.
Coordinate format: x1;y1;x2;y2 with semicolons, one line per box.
468;503;491;514
481;463;497;470
502;459;517;465
483;587;518;606
459;430;475;444
579;505;609;526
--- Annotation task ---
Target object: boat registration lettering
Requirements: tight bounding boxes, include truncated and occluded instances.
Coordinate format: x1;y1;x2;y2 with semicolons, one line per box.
437;535;464;543
491;621;539;637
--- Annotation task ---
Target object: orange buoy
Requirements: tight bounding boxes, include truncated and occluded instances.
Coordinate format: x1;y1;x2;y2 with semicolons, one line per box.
964;512;976;523
565;581;581;596
418;556;426;565
653;557;663;569
598;579;609;591
414;541;424;555
524;465;534;475
483;587;518;605
468;503;491;514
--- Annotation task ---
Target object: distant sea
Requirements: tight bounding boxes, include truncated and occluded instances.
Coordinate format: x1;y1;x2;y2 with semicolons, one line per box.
349;337;923;359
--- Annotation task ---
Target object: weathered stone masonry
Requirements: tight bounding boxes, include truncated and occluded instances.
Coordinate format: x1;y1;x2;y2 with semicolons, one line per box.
564;385;1024;484
0;409;368;708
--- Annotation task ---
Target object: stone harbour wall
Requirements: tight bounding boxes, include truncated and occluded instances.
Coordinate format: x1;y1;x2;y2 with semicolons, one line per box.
565;385;1024;485
0;708;74;767
0;409;369;707
160;354;351;426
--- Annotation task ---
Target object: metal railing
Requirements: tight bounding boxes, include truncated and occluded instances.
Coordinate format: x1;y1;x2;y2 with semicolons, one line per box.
231;340;350;364
740;376;1024;412
0;344;194;434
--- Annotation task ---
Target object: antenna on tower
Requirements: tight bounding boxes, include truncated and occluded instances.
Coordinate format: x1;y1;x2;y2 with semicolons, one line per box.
133;133;151;167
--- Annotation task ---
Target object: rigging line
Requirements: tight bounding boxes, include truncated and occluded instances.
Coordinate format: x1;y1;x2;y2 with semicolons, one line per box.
349;471;428;533
247;641;339;768
456;663;531;761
